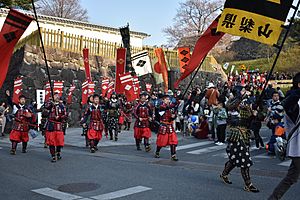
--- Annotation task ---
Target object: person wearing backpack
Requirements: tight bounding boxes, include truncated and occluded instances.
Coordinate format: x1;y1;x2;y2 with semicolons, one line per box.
269;72;300;200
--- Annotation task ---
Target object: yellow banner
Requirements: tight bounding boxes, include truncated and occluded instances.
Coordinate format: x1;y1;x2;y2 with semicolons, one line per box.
217;8;284;45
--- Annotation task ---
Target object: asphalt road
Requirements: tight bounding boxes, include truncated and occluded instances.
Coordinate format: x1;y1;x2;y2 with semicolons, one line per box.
0;127;298;200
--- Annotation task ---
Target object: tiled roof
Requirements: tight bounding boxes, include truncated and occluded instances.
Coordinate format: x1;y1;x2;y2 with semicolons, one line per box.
0;8;150;38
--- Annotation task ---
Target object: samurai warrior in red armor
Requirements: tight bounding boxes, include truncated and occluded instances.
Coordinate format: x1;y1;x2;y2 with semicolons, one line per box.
107;92;120;141
44;93;68;162
155;95;179;161
81;94;104;153
123;101;133;130
10;95;36;155
134;93;152;151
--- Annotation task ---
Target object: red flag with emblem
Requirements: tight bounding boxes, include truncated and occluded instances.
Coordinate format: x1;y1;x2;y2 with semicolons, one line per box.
132;76;140;99
101;77;109;97
88;81;95;95
67;84;76;104
0;9;33;89
81;80;89;104
107;81;115;99
53;81;64;96
120;72;135;102
115;48;126;94
174;16;225;88
83;48;92;81
45;82;51;101
12;76;23;104
178;47;191;73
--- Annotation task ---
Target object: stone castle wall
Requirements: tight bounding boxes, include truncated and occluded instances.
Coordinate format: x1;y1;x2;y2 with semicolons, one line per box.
0;44;114;127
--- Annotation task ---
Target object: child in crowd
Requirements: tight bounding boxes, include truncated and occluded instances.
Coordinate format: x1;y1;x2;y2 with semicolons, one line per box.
192;115;209;139
267;113;285;155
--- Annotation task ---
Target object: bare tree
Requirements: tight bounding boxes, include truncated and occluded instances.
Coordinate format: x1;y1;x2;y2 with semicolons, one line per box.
36;0;88;21
164;0;223;46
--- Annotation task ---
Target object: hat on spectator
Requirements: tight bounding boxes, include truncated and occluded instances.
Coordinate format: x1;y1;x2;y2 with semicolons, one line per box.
207;82;215;88
167;90;174;96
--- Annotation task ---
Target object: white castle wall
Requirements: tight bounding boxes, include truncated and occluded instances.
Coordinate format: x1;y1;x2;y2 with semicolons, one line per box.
0;11;147;48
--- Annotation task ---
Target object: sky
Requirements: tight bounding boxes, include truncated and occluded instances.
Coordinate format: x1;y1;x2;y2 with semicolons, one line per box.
82;0;299;46
82;0;182;46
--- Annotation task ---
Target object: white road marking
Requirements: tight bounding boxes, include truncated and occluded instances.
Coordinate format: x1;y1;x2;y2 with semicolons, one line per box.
187;145;226;155
278;160;292;167
32;187;84;200
253;154;271;159
90;186;152;200
174;141;212;151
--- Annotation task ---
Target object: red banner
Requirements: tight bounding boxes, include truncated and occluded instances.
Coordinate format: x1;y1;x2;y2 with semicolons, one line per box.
45;82;51;101
101;77;109;97
154;48;168;92
67;84;76;104
0;9;33;88
53;81;64;96
175;16;224;88
120;72;135;102
178;47;191;73
45;81;63;101
88;81;95;95
133;76;140;99
107;81;115;99
13;77;23;104
81;80;89;105
83;48;92;81
115;48;126;94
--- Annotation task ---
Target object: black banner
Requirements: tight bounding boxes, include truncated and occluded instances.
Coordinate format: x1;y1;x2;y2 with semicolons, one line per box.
120;25;133;73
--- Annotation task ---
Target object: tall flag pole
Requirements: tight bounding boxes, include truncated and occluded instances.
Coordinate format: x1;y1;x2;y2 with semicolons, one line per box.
181;55;208;99
260;0;300;101
31;0;54;100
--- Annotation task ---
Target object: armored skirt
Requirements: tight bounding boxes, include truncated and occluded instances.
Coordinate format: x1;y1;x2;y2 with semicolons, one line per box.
134;127;151;139
45;131;64;146
156;124;178;147
10;130;29;143
87;129;102;141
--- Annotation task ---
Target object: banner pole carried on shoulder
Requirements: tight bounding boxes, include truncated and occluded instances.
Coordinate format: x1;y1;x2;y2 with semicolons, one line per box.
31;0;54;100
182;54;208;99
259;0;300;103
